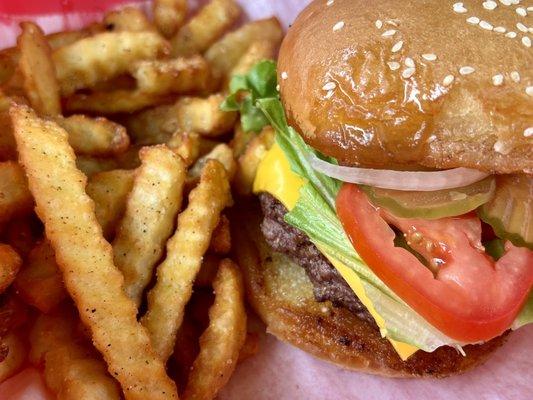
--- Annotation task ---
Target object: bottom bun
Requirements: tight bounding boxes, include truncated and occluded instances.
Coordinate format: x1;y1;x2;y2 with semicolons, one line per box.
230;200;508;378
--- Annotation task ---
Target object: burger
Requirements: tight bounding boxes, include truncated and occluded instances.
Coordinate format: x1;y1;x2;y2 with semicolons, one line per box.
224;0;533;377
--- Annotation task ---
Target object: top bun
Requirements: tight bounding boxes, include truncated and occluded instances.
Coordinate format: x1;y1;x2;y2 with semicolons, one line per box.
278;0;532;173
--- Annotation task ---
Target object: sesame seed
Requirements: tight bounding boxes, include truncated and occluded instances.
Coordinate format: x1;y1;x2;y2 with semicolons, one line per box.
492;74;504;86
524;127;533;138
466;16;480;25
499;0;511;6
375;19;383;29
494;26;506;33
459;66;475;75
516;7;527;16
526;86;533;96
522;36;531;47
517;23;528;32
324;90;334;99
326;0;334;6
402;67;416;79
281;72;288;80
453;2;467;13
322;82;336;91
493;140;510;155
382;29;397;37
443;75;455;86
404;57;415;68
528;6;533;12
509;0;520;5
276;84;280;91
422;53;437;61
387;61;401;71
510;71;521;82
505;31;517;38
386;20;400;27
479;20;493;30
483;1;498;10
333;21;345;31
391;41;404;52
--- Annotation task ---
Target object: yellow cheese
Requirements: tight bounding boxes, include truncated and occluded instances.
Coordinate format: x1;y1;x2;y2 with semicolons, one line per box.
253;143;418;360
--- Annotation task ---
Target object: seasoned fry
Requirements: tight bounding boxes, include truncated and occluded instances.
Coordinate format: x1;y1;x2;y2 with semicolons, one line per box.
103;7;153;32
14;241;67;313
189;143;236;182
0;110;17;161
86;169;135;239
209;215;231;254
30;309;121;400
132;55;210;94
55;115;130;157
0;244;22;293
0;161;33;224
182;259;246;400
0;332;27;383
171;0;241;57
154;0;188;38
0;48;18;86
235;126;275;195
11;105;178;400
46;30;92;50
142;160;232;361
205;18;283;80
76;156;120;177
127;93;237;144
53;31;170;96
167;131;202;165
28;306;76;366
18;22;61;116
113;146;186;305
65;89;172;114
230;122;254;158
226;40;277;88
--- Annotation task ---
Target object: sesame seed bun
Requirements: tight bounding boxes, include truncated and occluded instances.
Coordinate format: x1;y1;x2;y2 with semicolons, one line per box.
230;200;508;377
278;0;532;173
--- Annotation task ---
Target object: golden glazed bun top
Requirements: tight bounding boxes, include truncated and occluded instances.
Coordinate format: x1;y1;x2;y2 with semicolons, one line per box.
278;0;533;173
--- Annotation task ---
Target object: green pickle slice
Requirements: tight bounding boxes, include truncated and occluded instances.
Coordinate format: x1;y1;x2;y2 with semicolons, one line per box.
362;177;496;220
479;175;533;250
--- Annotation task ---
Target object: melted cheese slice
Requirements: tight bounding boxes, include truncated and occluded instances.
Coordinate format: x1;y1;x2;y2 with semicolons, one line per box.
253;143;418;360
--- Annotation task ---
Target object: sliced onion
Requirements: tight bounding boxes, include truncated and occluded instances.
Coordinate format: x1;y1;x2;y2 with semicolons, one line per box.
309;153;490;191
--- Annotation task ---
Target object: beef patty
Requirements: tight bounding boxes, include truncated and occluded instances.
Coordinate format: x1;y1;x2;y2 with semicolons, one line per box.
259;193;375;326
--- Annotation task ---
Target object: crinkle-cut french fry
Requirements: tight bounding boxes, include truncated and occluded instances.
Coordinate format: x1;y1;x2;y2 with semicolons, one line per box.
189;143;237;182
14;240;67;313
11;104;178;400
225;39;277;88
103;7;153;32
171;0;241;57
0;332;27;383
234;126;275;195
209;215;231;255
154;0;188;38
30;309;121;400
205;18;283;81
127;93;237;144
132;55;210;94
113;145;186;305
86;169;135;240
0;244;22;293
18;22;61;117
182;259;247;400
167;131;202;166
64;89;173;115
142;160;232;361
55;115;130;157
0;161;33;224
53;31;170;96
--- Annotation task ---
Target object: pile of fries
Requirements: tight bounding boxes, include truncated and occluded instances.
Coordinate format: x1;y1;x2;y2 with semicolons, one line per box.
0;0;283;398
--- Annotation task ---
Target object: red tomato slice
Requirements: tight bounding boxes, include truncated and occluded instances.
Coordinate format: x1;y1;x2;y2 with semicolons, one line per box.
336;183;533;342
